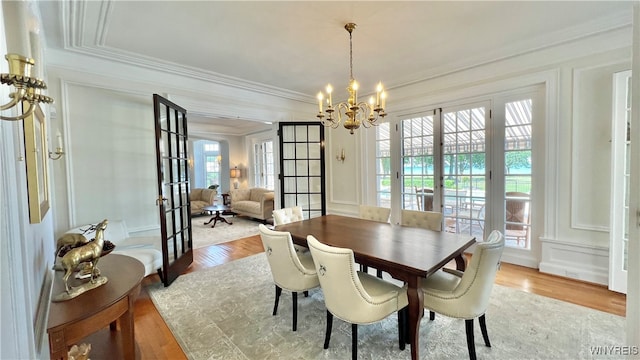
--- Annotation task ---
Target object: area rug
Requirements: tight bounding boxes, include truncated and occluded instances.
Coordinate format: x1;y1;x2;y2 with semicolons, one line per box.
190;215;261;249
147;254;625;360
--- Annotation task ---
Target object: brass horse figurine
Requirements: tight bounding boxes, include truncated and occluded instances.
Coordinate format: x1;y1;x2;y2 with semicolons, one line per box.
60;219;109;294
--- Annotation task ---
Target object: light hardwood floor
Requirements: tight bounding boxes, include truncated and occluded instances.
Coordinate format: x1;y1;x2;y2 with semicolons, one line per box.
132;235;626;359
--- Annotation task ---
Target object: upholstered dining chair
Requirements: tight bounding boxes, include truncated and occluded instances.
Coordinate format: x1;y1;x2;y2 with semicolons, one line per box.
415;187;434;211
401;209;443;231
272;206;308;252
258;224;320;331
272;206;304;225
358;205;392;277
359;205;391;223
306;235;408;360
420;230;505;360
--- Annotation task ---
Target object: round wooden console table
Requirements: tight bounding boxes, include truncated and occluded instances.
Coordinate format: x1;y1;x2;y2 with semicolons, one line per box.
47;254;144;360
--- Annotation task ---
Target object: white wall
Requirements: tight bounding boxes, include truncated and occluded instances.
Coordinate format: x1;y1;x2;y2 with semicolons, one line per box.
1;1;55;358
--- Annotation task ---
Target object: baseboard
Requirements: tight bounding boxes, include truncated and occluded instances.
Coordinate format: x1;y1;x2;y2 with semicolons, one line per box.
35;268;54;359
539;237;609;285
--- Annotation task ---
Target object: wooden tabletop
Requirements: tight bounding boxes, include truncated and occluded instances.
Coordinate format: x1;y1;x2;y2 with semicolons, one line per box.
275;214;476;278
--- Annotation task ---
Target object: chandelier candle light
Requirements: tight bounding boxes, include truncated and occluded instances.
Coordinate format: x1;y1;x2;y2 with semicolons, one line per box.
316;23;387;134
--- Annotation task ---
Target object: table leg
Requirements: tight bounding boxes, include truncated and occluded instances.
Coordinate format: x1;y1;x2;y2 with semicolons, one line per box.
454;254;467;271
121;295;136;360
406;278;424;360
203;214;215;225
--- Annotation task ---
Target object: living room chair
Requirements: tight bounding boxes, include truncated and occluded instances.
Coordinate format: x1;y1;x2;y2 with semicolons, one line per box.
272;206;308;253
505;192;530;247
258;224;319;331
401;209;443;231
358;205;391;223
420;230;505;360
415;187;434;211
306;235;408;360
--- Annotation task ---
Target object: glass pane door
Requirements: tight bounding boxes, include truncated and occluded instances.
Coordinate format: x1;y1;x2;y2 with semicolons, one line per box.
442;105;487;239
401;113;436;212
279;123;326;219
504;99;533;249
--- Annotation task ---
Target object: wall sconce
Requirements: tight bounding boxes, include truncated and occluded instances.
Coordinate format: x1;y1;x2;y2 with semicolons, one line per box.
230;166;241;189
1;54;54;121
48;129;65;160
336;148;346;163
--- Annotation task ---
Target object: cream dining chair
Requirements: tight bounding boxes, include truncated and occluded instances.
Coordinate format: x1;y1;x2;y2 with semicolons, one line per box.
258;224;319;331
307;235;408;360
400;209;443;231
420;230;505;360
358;205;391;223
272;206;308;252
359;205;391;277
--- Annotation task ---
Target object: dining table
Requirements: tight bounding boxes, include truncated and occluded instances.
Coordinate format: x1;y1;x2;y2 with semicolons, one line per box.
274;214;477;360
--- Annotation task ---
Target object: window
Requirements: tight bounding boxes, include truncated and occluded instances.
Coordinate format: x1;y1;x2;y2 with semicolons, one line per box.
254;140;275;190
375;123;391;207
203;142;221;187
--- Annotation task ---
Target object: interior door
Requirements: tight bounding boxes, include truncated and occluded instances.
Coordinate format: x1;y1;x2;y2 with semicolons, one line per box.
278;122;326;219
610;70;631;293
153;94;193;287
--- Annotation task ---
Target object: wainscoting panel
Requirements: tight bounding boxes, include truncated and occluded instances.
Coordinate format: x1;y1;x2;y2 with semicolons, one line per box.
539;237;609;285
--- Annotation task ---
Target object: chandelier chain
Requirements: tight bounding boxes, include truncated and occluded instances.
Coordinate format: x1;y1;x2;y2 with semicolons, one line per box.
349;30;353;80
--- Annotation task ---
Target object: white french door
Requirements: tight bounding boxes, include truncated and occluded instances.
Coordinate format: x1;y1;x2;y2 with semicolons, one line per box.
610;70;631;294
397;88;541;250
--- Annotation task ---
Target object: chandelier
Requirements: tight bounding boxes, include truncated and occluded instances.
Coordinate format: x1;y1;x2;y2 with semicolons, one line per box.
316;23;387;134
1;53;54;121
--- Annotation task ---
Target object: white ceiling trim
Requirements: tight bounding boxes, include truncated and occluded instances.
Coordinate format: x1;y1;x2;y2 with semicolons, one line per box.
59;0;311;103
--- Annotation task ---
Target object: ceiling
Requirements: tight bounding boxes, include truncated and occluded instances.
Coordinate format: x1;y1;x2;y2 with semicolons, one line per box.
38;1;632;135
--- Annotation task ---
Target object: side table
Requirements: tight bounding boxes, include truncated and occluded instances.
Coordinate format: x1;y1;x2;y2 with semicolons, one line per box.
203;204;233;228
47;254;144;360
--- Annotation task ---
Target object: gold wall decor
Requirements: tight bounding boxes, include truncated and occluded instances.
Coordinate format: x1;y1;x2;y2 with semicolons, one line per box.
23;102;49;223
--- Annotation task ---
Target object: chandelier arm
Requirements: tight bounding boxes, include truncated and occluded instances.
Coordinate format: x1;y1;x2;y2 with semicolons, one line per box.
0;88;25;111
0;100;36;121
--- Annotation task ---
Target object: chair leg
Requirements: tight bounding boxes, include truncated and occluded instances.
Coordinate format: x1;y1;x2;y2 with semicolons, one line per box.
465;319;477;360
376;269;383;278
292;292;298;331
360;264;368;272
273;286;282;316
351;323;358;360
303;290;309;297
397;309;406;350
479;314;491;347
324;311;333;349
429;311;435;321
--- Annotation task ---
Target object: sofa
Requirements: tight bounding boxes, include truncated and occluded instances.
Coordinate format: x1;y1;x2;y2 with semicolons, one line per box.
59;220;162;277
229;188;275;222
190;188;217;215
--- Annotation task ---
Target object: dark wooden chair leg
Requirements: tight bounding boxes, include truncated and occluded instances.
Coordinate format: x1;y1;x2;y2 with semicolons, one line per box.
351;323;358;360
376;269;383;278
479;314;491;347
303;290;309;297
465;319;477;360
429;310;435;320
397;308;406;350
292;292;298;331
324;311;333;349
273;286;282;316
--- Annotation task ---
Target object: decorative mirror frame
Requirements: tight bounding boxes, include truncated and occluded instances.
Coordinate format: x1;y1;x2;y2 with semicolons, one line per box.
23;102;49;223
